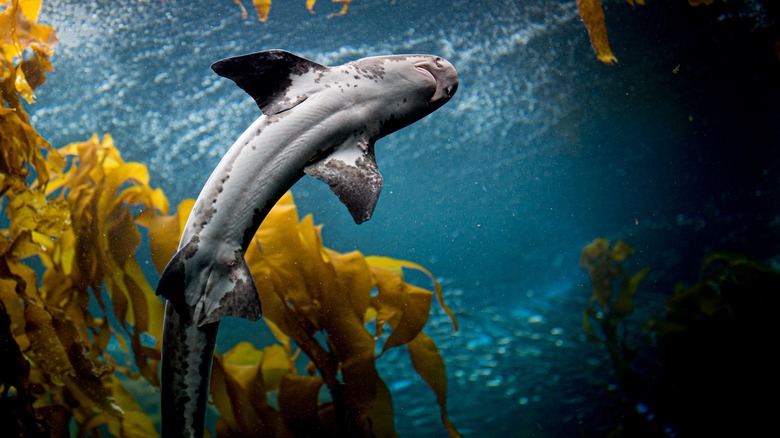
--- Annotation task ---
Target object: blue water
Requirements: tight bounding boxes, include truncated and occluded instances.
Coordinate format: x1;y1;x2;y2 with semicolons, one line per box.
25;0;780;436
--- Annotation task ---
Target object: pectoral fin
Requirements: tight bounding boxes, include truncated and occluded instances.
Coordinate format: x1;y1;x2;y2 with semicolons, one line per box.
304;137;383;224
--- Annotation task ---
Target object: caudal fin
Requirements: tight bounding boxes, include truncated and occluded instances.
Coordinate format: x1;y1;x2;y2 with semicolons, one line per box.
156;241;261;327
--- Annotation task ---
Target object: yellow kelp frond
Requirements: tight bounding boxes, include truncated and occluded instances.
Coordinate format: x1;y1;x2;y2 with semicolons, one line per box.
22;298;75;386
137;198;194;276
277;373;328;432
2;134;168;435
0;103;52;192
3;190;69;262
367;255;459;331
409;332;461;438
0;0;57;104
2;281;147;435
0;298;44;436
41;304;124;418
231;0;271;22
580;238;646;317
327;0;351;19
370;264;433;355
239;194;381;434
232;0;248;19
579;238;649;412
41;134;167;386
211;342;293;435
1;0;57;196
233;0;354;22
577;0;618;65
105;375;160;438
2;5;161;435
0;0;43;24
253;0;271;22
167;191;459;436
577;1;717;64
579;237;640;309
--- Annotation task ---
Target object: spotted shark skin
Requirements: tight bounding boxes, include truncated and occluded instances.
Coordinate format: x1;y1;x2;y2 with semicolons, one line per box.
157;50;458;437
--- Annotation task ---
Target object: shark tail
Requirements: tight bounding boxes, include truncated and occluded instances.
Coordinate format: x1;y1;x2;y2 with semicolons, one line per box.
161;302;218;438
157;242;262;436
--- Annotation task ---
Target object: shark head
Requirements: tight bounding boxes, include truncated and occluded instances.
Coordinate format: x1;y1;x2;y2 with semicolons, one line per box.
415;56;459;107
349;54;459;138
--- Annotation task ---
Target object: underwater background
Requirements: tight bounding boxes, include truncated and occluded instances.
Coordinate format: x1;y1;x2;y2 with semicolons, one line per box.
3;0;779;436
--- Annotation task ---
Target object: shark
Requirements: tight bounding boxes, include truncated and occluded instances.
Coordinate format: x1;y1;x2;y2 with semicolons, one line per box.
157;50;458;437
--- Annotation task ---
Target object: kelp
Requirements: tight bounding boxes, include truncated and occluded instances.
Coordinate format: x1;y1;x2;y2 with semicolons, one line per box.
577;1;717;64
580;238;649;334
1;0;57;196
42;134;168;385
3;2;168;432
253;0;271;22
302;0;354;19
1;132;170;435
150;192;461;437
233;0;353;22
2;106;461;436
230;0;272;22
646;252;780;336
577;0;619;65
580;238;661;436
0;298;48;437
0;0;57;105
642;253;780;436
4;2;459;435
322;0;352;19
580;238;648;388
582;247;780;435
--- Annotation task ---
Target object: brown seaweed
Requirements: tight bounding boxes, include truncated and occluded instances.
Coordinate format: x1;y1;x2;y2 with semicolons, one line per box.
150;193;461;437
576;0;721;64
3;2;460;435
1;132;169;435
234;0;353;22
582;243;780;435
580;238;648;389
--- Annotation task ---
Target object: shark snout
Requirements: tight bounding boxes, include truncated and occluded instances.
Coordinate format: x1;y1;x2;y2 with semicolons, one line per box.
415;56;459;103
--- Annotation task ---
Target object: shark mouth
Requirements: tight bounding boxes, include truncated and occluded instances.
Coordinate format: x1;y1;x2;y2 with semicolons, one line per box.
415;59;458;103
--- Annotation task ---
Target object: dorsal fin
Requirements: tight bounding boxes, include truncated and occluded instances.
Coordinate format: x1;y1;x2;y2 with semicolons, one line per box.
211;50;328;115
